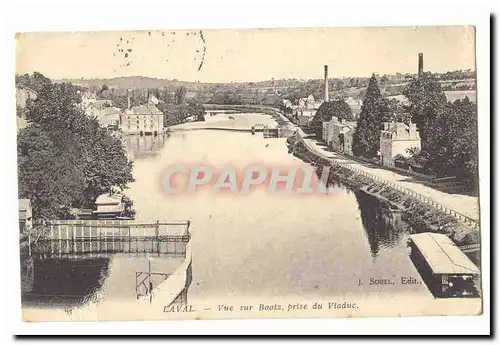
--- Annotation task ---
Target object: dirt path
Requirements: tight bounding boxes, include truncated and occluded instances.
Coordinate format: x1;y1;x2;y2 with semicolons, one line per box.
302;137;480;221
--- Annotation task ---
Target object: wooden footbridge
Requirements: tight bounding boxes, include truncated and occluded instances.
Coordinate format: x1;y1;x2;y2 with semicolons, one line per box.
29;219;192;258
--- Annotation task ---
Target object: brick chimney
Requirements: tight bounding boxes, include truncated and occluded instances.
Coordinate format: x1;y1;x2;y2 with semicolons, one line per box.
324;65;329;103
418;53;424;76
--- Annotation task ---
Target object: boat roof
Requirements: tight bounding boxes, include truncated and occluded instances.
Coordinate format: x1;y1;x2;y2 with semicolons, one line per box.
19;198;31;211
409;233;480;275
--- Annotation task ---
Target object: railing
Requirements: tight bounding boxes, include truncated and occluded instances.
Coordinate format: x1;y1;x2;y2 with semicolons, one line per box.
459;243;481;254
293;131;480;229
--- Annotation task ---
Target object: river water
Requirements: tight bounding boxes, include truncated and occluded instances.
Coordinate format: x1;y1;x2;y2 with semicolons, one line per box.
124;113;433;304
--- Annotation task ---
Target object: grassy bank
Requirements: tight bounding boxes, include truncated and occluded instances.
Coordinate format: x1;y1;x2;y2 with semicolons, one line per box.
287;137;479;246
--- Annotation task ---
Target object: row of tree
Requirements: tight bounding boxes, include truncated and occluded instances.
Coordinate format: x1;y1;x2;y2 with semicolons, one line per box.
158;100;205;126
92;84;207;126
17;74;135;219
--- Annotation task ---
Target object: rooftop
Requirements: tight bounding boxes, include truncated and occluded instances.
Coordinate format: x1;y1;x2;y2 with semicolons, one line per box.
95;193;123;205
19;198;31;211
16;85;38;96
383;121;410;133
103;106;122;116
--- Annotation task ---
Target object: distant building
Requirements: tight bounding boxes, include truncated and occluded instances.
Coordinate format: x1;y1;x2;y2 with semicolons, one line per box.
81;99;114;119
16;86;38;110
298;95;318;110
121;95;163;135
322;116;357;155
19;199;33;233
81;91;97;107
379;121;421;168
345;97;363;117
97;106;122;129
386;94;410;106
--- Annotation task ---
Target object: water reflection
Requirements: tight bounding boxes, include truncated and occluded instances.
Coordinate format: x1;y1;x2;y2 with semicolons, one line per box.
123;134;166;160
21;252;185;309
354;191;413;258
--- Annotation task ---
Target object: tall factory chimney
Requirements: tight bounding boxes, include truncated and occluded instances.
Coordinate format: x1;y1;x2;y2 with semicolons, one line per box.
418;53;424;76
127;89;131;110
324;65;329;103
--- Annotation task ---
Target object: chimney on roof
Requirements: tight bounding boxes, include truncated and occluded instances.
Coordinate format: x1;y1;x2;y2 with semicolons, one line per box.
324;65;329;103
418;53;424;76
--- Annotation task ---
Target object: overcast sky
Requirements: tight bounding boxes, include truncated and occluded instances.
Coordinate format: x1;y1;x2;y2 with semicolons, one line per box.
15;26;475;82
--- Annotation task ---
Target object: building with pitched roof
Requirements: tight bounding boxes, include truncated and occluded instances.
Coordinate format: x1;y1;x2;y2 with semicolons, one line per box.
97;106;122;129
16;85;38;110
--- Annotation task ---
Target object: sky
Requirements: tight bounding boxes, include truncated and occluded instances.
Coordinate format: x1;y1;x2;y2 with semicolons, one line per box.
15;26;476;83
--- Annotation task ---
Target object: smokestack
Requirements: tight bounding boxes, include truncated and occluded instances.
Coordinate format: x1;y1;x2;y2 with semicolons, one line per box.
324;65;329;103
418;53;424;76
127;89;131;110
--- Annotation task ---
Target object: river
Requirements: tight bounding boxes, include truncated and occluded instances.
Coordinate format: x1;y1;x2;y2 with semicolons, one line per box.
123;112;432;304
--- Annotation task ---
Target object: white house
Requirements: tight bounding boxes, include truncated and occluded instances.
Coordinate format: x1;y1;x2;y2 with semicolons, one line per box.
93;193;125;219
16;86;38;110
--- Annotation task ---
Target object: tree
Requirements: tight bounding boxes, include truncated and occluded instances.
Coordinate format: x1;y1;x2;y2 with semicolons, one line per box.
403;72;447;152
16;72;51;94
309;99;353;137
174;86;187;104
352;74;391;158
448;97;478;185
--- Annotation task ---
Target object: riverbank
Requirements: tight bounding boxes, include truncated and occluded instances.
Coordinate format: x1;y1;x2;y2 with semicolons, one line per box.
287;135;479;247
